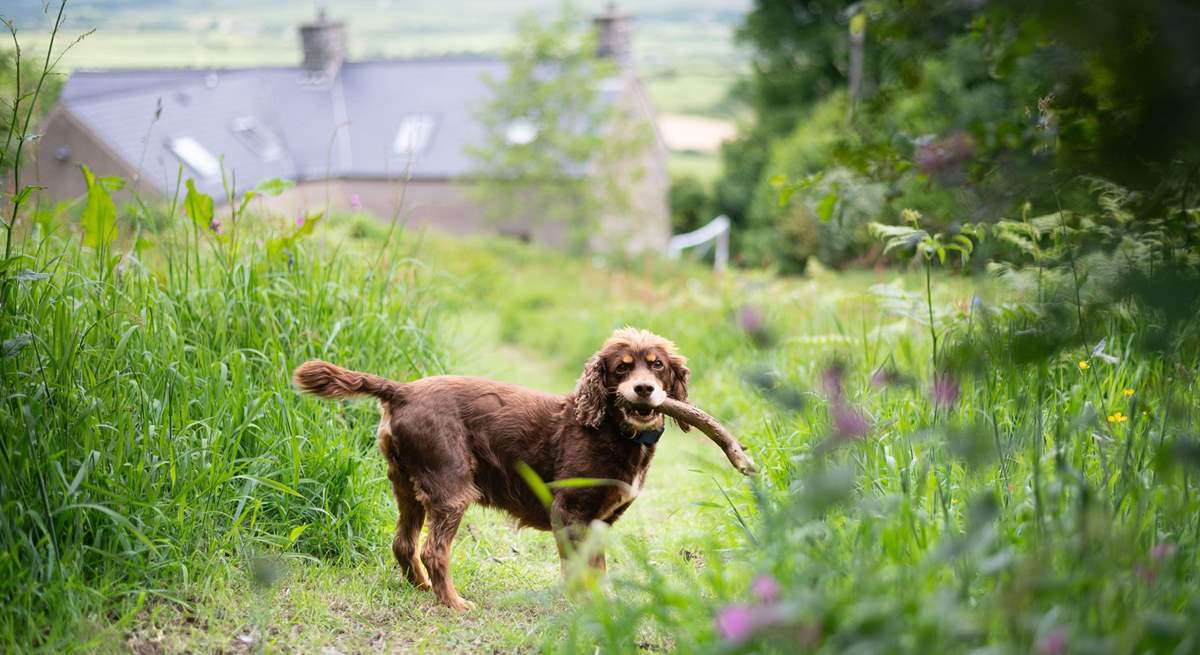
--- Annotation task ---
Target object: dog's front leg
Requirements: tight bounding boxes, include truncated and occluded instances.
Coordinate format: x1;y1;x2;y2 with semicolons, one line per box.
551;492;607;580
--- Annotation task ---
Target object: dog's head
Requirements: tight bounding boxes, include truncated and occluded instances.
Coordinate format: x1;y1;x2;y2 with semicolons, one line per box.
574;327;690;434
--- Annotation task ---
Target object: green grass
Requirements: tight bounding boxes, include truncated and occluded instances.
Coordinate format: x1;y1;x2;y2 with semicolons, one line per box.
2;175;1198;653
668;151;724;185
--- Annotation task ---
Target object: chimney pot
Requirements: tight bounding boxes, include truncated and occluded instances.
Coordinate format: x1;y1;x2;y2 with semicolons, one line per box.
300;8;346;80
593;3;633;67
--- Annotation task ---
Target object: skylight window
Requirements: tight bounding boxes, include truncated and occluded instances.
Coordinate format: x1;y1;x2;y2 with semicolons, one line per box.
169;136;220;181
230;116;282;162
393;114;435;157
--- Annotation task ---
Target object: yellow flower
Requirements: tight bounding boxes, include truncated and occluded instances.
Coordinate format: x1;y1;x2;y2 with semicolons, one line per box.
1122;388;1134;397
1078;360;1090;370
1108;411;1128;424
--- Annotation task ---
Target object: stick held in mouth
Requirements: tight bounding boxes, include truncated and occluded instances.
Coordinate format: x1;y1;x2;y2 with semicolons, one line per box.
658;397;757;476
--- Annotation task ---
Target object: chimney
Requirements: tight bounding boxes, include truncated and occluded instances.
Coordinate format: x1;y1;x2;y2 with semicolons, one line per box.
299;7;346;80
593;3;633;68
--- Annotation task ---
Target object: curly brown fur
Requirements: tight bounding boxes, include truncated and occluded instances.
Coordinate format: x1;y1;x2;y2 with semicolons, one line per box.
291;327;691;611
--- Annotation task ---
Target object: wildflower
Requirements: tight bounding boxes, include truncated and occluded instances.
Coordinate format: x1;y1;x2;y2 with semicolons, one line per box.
930;373;960;409
209;218;223;235
295;213;305;228
349;193;362;211
715;605;759;643
1037;628;1068;655
832;403;869;440
1078;360;1090;370
900;208;922;225
750;575;780;605
736;305;769;345
1152;542;1176;560
1136;562;1156;584
714;604;787;644
821;363;846;401
1122;388;1134;397
1107;411;1127;424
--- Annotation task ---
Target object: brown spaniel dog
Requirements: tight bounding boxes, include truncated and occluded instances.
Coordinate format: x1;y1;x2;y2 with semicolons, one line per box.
292;327;689;610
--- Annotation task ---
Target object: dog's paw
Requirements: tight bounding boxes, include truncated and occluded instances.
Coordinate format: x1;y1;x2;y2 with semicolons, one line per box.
445;596;476;612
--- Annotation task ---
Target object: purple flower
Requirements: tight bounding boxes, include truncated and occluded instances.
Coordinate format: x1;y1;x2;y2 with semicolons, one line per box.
737;305;765;335
295;213;305;228
209;218;223;235
750;575;781;605
1036;628;1068;655
821;363;846;402
832;403;869;440
349;193;362;211
716;605;758;643
1152;542;1176;560
715;604;789;644
930;373;960;409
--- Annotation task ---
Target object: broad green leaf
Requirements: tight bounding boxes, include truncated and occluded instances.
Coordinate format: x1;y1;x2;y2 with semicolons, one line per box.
778;185;796;207
10;185;44;206
296;211;323;238
546;477;636;496
815;192;838;222
80;165;118;248
253;177;295;197
514;461;553;509
265;236;290;260
183;179;214;230
287;524;309;545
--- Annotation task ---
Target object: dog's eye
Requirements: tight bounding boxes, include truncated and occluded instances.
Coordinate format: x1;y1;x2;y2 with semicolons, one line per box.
651;360;664;370
615;363;630;375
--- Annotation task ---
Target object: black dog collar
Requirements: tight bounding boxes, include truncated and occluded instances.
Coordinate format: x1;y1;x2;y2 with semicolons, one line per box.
634;428;664;446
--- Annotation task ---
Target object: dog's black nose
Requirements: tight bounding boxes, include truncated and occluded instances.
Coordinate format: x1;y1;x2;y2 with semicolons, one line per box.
634;383;654;397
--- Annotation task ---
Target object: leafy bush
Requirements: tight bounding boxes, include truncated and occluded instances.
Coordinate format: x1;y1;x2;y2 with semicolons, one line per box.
668;175;714;234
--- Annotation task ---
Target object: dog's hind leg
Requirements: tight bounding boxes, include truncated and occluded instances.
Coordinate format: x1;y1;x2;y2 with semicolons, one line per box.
421;502;474;611
386;459;430;589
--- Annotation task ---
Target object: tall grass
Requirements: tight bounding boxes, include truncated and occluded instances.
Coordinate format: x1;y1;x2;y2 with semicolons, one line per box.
0;194;442;649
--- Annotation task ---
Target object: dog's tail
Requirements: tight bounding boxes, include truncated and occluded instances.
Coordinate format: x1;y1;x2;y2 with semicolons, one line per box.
292;360;405;402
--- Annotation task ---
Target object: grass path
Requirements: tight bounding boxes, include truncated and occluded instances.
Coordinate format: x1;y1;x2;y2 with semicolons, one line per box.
126;303;736;653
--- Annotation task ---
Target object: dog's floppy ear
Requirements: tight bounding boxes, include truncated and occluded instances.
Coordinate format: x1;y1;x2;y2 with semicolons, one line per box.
667;352;691;432
574;352;608;428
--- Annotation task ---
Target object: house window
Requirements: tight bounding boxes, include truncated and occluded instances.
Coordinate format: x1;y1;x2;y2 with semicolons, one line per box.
393;114;435;157
169;136;220;181
230;116;282;162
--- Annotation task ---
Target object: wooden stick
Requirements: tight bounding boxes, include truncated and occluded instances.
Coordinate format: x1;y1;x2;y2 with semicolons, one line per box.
659;397;757;476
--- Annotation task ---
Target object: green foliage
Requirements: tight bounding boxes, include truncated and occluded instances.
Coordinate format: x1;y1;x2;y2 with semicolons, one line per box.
667;175;713;233
721;0;1200;275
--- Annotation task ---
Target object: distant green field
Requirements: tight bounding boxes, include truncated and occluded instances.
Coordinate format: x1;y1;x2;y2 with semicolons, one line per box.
11;0;748;119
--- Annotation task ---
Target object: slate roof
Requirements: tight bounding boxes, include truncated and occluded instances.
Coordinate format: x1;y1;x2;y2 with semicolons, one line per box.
60;57;614;198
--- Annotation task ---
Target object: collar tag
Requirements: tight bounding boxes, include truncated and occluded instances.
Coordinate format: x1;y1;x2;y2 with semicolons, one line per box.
634;428;664;446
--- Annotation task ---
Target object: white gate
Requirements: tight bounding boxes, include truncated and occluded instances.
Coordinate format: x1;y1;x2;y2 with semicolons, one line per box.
667;215;731;272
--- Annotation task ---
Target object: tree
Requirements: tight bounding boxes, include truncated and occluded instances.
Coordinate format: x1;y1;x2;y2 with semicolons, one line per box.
467;6;649;253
